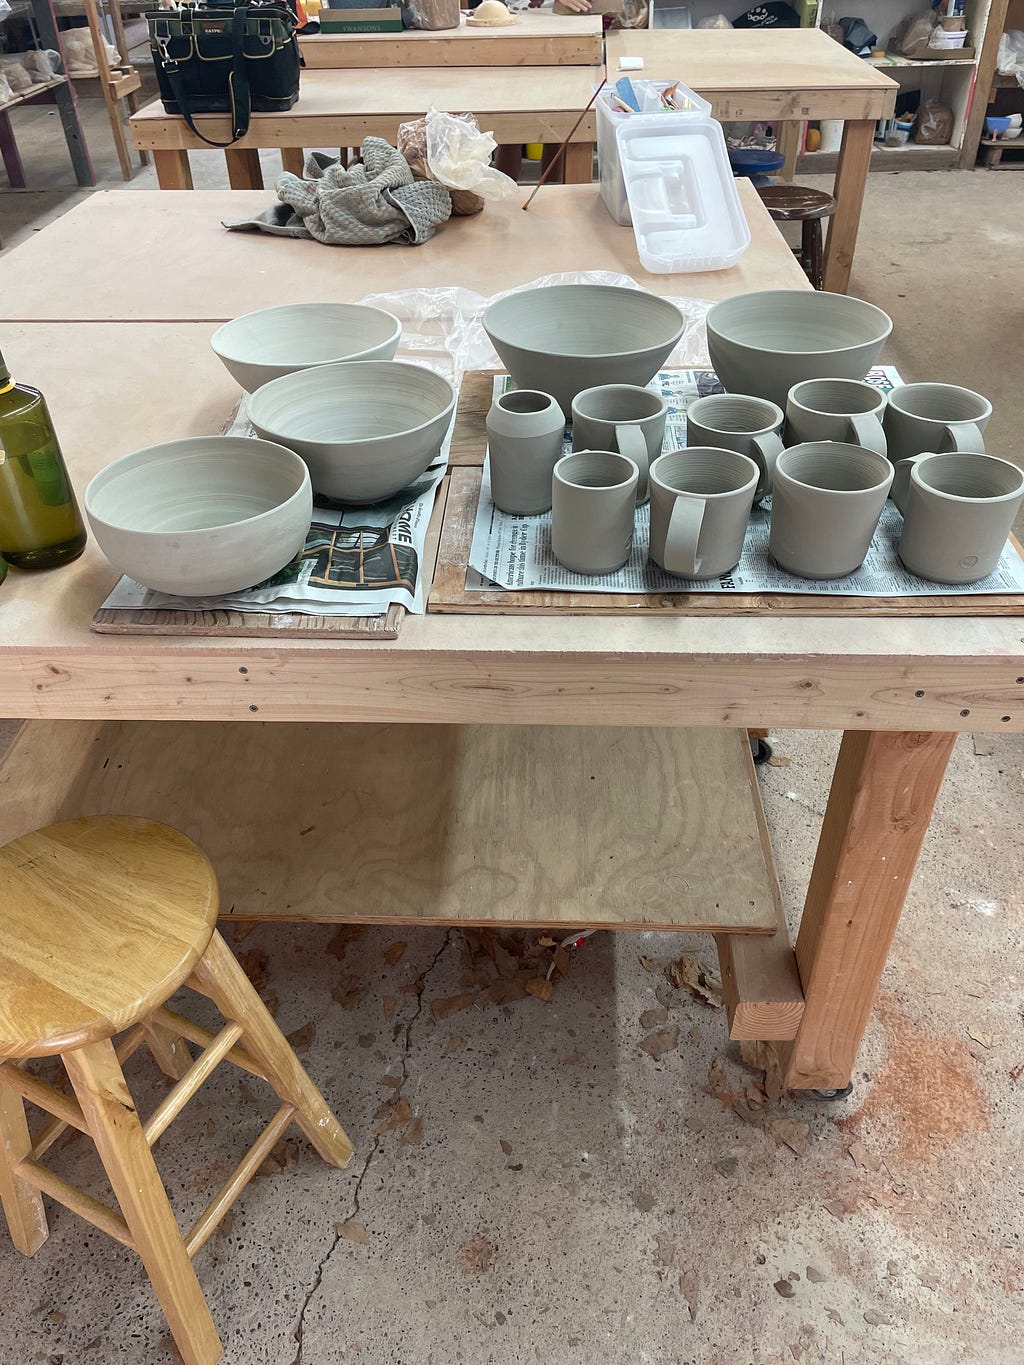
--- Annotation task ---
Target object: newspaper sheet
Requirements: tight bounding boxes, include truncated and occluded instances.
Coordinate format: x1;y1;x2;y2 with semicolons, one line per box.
100;397;454;619
467;370;1024;598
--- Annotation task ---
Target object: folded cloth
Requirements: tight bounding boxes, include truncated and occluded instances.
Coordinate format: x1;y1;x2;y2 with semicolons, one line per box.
223;139;452;246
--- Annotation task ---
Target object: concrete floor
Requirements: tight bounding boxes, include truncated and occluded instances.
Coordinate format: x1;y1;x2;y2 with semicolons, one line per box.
2;85;1024;1365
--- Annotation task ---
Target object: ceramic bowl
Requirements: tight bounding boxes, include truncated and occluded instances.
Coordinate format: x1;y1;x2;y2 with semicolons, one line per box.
482;284;686;413
706;290;893;406
211;303;402;392
247;359;456;503
85;436;311;596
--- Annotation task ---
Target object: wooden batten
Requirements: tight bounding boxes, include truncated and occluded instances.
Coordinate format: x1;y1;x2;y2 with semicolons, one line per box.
185;1104;295;1259
16;1158;135;1249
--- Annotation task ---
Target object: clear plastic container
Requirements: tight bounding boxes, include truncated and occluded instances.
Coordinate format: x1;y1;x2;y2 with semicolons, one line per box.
614;111;750;274
596;80;711;226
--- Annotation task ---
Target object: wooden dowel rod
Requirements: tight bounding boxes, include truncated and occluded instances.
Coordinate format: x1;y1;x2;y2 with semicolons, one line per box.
185;1103;295;1260
115;1024;150;1066
150;1005;267;1081
0;1063;88;1134
523;78;606;211
16;1158;135;1249
143;1022;244;1147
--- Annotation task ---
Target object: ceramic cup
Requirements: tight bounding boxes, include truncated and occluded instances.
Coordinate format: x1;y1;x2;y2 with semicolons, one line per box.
684;393;785;498
786;378;888;455
648;447;759;580
706;290;893;407
895;451;1024;584
769;442;894;579
485;389;566;515
884;383;992;460
571;384;668;505
550;450;638;576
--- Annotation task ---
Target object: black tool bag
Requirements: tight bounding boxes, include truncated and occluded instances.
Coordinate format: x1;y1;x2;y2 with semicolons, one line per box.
147;0;301;148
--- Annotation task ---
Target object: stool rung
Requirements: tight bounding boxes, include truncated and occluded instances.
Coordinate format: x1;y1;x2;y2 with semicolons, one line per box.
144;1022;244;1147
150;1005;267;1081
185;1103;295;1260
0;1063;88;1135
16;1157;134;1250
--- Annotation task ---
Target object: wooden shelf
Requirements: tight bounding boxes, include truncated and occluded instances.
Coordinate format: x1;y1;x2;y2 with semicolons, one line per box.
868;52;976;67
800;140;959;172
0;720;784;936
0;74;67;112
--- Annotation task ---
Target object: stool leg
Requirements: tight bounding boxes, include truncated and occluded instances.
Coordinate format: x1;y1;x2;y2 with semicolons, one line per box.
0;1089;48;1255
189;932;354;1169
803;218;825;291
63;1041;222;1365
144;1021;193;1082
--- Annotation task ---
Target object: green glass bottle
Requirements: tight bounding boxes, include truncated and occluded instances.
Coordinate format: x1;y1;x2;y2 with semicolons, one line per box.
0;348;87;571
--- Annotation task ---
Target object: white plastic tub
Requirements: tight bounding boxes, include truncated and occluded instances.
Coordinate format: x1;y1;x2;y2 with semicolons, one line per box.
596;80;711;225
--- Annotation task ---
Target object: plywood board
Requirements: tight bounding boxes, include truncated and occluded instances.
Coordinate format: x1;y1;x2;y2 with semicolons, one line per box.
91;601;405;639
16;720;781;933
430;468;1024;619
299;14;602;67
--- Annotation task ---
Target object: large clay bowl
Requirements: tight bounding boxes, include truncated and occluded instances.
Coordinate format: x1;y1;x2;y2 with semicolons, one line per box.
706;290;892;406
248;360;456;504
85;436;311;596
211;303;402;392
482;284;686;413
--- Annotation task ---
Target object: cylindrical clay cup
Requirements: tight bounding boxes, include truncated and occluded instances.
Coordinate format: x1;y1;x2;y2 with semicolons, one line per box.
551;450;638;575
485;389;566;515
684;393;785;498
648;447;759;580
786;378;887;455
769;442;894;579
884;382;992;460
897;451;1024;584
571;385;668;505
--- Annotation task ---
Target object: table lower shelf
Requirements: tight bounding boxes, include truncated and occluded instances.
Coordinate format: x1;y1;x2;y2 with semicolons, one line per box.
0;719;804;1039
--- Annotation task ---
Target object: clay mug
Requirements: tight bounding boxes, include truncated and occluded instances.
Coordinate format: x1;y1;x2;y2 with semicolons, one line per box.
571;384;668;505
648;447;759;580
550;450;638;576
895;451;1024;584
684;393;785;497
785;378;887;455
769;442;894;579
884;382;992;461
485;389;566;515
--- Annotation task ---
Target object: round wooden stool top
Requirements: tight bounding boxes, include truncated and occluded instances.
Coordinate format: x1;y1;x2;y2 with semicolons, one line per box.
0;817;218;1059
756;185;838;222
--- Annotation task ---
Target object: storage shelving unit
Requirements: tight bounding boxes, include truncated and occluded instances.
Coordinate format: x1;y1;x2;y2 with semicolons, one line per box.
962;0;1024;163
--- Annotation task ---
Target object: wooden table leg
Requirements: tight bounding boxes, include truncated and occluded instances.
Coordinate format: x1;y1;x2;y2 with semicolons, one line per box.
280;146;304;176
822;118;874;294
225;147;264;190
562;139;595;184
0;1089;48;1255
153;149;193;190
784;730;956;1091
0;110;26;189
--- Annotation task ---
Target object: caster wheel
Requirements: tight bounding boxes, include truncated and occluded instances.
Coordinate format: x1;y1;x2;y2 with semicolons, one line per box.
807;1083;854;1101
750;736;773;766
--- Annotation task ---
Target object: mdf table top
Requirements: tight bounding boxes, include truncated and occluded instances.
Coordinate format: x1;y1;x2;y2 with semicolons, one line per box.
0;182;807;323
1;318;1022;732
299;12;603;67
606;29;898;120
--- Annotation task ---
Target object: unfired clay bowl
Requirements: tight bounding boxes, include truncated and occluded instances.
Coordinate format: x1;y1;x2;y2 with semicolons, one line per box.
211;303;402;392
706;290;893;407
482;285;686;414
247;360;456;503
85;436;312;595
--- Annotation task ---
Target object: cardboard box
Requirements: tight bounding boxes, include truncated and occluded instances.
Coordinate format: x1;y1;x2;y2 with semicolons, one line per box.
319;5;403;28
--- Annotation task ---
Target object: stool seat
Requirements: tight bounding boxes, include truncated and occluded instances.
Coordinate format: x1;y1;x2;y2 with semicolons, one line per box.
0;816;217;1059
756;184;837;221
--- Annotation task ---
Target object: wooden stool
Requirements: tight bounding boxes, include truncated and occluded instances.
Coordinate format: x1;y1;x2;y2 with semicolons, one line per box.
0;816;354;1365
756;184;838;291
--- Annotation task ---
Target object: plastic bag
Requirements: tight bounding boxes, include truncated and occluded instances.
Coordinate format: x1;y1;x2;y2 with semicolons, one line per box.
404;0;459;29
358;272;714;390
399;107;516;215
399;113;487;216
890;10;940;58
62;28;119;73
0;56;33;93
997;30;1024;87
913;99;953;144
696;12;732;26
23;48;62;81
0;70;12;105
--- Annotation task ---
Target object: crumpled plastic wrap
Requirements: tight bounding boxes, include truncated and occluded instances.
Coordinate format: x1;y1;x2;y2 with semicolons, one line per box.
0;56;33;94
998;30;1024;88
358;272;714;388
398;108;516;215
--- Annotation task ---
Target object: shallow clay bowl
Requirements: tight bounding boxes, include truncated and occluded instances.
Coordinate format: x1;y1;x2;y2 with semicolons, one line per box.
706;290;892;407
247;359;456;504
482;284;686;414
85;436;312;596
211;303;402;392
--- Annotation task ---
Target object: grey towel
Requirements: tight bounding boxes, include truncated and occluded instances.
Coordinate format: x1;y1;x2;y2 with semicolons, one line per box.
223;139;452;246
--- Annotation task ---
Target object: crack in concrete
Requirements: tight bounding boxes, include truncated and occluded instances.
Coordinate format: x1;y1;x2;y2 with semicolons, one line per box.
289;929;456;1365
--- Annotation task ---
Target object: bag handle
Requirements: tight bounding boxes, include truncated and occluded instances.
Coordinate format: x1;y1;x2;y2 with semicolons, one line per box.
163;5;251;148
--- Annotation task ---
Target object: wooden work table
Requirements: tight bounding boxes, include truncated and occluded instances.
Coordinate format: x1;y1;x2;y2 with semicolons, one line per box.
1;186;1020;1097
606;28;898;293
130;64;602;190
0;182;805;322
298;12;603;68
